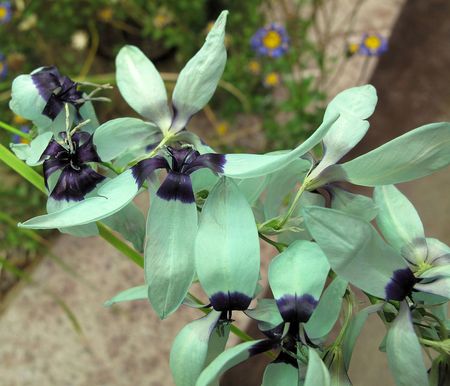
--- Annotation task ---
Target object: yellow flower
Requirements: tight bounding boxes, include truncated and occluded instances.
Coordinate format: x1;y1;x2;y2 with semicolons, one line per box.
248;60;261;75
263;72;281;87
216;121;229;136
262;31;282;50
13;115;28;125
347;42;360;55
153;7;173;29
364;35;382;50
98;7;113;22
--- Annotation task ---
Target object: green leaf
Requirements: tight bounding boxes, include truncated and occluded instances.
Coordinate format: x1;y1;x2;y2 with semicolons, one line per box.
19;170;140;229
330;186;378;222
268;240;329;312
262;361;299;386
374;185;427;264
196;339;269;386
195;177;260;306
170;311;228;386
93;117;160;161
222;112;339;178
104;284;148;307
304;348;331;386
386;301;428;386
328;122;450;186
302;206;407;299
145;193;197;319
342;303;384;368
305;277;348;340
115;45;172;131
10;132;53;166
171;11;228;132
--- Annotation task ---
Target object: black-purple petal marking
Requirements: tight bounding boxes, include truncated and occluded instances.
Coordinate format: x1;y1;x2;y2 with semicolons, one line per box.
385;268;418;301
210;291;253;312
51;164;105;202
32;66;84;120
184;153;226;175
248;339;279;356
42;131;105;201
131;156;169;188
156;171;195;203
276;294;318;324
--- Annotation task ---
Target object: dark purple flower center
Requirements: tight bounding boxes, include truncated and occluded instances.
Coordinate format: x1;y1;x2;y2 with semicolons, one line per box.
385;267;418;301
32;66;84;120
276;293;318;324
131;146;225;204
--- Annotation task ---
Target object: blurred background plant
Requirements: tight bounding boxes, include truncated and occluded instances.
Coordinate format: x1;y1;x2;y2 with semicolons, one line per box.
0;0;387;300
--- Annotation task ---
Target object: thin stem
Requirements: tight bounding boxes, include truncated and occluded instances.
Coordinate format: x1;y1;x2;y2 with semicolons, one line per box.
258;232;287;253
278;182;307;229
0;121;32;141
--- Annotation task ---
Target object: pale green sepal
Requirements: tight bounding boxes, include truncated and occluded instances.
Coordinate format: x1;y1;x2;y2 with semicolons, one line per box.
9;73;51;130
337;122;450;186
305;277;348;340
102;202;146;252
262;361;299;386
304;348;331;386
46;197;99;237
10;131;53;166
196;339;266;386
342;303;384;368
195;177;260;301
245;299;284;331
234;176;268;205
310;85;377;179
374;185;427;264
414;277;450;299
170;310;226;386
19;170;140;229
330;186;378;222
145;194;197;319
223;112;339;179
170;11;228;133
104;285;148;307
115;45;172;131
302;206;407;299
93;117;160;161
386;301;428;386
426;238;450;266
268;240;329;304
77;100;99;133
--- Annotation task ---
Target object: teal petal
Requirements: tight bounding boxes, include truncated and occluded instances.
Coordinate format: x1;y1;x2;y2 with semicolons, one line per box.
104;284;148;307
268;240;329;321
305;276;348;340
262;361;299;386
310;85;377;179
244;299;284;332
145;193;198;319
195;177;260;309
10;131;53;166
170;310;228;386
329;186;378;222
426;238;450;266
115;45;172;131
171;11;228;132
19;170;140;229
302;206;407;299
386;301;428;386
326;122;450;187
77;100;99;133
374;185;427;265
304;348;331;386
342;303;384;368
196;339;272;386
93;117;160;162
222;112;339;178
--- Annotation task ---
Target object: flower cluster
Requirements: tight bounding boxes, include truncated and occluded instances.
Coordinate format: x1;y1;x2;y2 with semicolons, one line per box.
348;33;388;57
6;9;450;386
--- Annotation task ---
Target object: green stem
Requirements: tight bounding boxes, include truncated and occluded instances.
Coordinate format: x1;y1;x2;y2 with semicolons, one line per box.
0;121;32;141
258;232;287;253
278;182;307;229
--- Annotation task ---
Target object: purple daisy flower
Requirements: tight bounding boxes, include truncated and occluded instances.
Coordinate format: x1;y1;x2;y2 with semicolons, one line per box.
0;53;7;80
11;125;30;144
359;33;388;56
0;1;12;25
251;23;289;58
